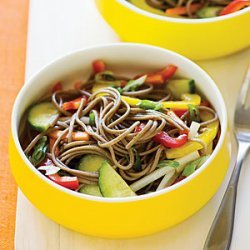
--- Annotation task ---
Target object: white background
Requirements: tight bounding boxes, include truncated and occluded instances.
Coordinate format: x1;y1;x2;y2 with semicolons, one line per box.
16;0;250;249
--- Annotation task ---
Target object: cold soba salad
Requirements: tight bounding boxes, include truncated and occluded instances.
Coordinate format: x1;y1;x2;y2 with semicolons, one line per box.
127;0;250;18
20;60;220;198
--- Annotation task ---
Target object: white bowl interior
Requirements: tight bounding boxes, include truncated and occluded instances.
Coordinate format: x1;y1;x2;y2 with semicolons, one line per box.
12;43;227;201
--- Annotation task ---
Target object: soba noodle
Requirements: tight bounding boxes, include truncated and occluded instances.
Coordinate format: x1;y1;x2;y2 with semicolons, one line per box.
20;61;220;196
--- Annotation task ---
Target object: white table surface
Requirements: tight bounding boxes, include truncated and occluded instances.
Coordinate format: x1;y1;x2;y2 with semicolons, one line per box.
15;1;250;249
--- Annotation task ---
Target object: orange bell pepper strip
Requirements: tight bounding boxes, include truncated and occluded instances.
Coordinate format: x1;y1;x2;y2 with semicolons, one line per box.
49;138;59;156
62;96;88;111
49;130;90;141
166;4;202;15
71;131;90;141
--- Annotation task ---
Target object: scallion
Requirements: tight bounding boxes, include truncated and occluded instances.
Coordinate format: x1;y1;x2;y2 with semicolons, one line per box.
30;136;48;166
123;75;147;92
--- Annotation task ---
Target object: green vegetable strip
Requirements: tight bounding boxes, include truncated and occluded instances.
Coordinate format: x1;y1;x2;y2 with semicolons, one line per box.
95;71;120;85
30;136;48;166
188;104;200;123
189;80;196;94
157;160;179;168
182;155;209;177
89;111;95;126
138;100;162;111
133;149;142;172
123;75;147;92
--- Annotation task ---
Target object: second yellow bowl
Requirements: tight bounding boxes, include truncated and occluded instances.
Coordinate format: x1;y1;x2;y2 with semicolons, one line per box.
96;0;250;60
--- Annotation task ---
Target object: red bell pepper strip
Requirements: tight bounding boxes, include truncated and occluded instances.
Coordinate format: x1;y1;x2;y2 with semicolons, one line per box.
220;0;250;15
48;174;79;190
52;82;62;93
145;65;178;85
171;109;187;117
135;123;146;133
179;129;189;135
159;65;178;80
153;131;188;148
166;4;202;15
62;96;88;111
92;60;106;73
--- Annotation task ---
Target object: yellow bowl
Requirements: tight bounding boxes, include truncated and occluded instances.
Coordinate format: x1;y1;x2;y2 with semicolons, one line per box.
9;44;230;238
95;0;250;60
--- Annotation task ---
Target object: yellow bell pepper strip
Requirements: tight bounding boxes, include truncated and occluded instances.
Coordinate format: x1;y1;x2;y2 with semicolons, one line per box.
200;142;213;155
166;121;219;159
181;93;201;104
121;94;201;110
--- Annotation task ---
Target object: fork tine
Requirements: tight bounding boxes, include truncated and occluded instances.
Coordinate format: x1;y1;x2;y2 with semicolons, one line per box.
238;66;250;109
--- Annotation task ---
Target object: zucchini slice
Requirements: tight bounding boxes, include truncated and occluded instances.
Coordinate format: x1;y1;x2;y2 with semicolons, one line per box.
167;79;195;99
197;7;222;18
27;102;59;132
99;161;136;197
79;184;102;197
78;155;106;172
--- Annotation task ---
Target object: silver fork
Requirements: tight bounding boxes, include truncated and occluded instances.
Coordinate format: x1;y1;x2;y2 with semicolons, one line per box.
204;67;250;250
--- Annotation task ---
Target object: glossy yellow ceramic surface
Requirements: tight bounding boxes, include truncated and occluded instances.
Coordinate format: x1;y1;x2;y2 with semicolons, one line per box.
95;0;250;60
9;44;230;238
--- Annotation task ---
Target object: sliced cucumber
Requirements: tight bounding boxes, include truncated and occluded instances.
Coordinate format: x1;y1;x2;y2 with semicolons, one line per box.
197;7;222;18
167;79;195;99
128;0;165;16
27;102;59;132
79;184;102;197
78;154;106;172
99;161;136;197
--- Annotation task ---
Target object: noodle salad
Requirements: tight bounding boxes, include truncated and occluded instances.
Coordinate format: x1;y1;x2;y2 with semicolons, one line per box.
128;0;250;18
20;60;220;197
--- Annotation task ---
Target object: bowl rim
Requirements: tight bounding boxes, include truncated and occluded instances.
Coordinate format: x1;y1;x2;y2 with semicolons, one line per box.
116;0;250;24
11;43;228;203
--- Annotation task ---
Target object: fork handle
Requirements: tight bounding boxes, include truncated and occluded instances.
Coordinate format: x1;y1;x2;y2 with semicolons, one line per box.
204;141;250;250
